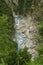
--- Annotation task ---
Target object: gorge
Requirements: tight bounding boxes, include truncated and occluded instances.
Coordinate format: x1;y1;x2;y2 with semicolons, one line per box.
5;0;39;61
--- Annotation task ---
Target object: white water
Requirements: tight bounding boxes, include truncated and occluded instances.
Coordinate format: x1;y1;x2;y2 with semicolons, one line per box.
13;15;38;61
14;16;28;49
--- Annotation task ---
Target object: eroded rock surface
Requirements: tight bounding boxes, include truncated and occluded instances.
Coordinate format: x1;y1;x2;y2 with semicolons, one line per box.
13;15;38;61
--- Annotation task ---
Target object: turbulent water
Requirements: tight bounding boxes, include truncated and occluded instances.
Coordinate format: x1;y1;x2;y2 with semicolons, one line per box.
13;15;38;61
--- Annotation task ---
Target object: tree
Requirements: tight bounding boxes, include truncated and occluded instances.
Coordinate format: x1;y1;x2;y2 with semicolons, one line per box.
0;10;17;65
17;48;31;65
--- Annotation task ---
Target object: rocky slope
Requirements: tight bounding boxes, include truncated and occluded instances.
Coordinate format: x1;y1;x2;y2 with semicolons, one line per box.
13;15;38;61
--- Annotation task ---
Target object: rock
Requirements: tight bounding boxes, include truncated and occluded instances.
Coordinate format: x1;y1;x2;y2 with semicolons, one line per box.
14;15;38;61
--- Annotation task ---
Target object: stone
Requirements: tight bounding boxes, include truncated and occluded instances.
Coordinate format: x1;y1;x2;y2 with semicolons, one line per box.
13;15;38;61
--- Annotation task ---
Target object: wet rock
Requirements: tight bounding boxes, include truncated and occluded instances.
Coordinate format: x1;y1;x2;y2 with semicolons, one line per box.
13;15;38;61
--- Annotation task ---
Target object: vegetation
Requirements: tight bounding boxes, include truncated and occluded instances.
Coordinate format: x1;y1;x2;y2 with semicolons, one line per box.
0;0;43;65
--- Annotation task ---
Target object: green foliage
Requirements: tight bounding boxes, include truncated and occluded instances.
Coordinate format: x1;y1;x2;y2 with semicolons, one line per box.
2;47;31;65
0;13;31;65
0;0;43;65
36;44;43;65
0;0;10;15
37;44;43;56
0;14;17;56
0;60;6;65
18;0;40;15
39;24;43;37
24;61;41;65
34;2;43;65
18;0;33;15
17;48;31;65
25;0;32;13
3;50;18;65
18;0;25;14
